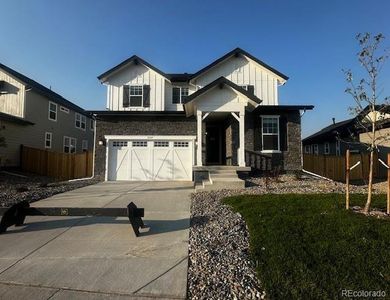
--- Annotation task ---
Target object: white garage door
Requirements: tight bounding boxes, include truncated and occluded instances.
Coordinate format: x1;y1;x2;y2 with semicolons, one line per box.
107;138;193;181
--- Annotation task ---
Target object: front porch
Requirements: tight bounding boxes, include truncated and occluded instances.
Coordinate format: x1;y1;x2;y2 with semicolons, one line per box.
196;111;247;167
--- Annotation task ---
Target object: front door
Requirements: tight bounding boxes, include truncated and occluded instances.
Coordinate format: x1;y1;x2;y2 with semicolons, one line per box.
206;125;222;165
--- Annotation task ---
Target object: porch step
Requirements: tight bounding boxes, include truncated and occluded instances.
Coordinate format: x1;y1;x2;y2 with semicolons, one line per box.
200;170;245;191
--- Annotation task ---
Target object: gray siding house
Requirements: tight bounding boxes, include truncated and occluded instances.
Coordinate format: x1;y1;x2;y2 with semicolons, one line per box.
91;48;313;182
0;63;94;167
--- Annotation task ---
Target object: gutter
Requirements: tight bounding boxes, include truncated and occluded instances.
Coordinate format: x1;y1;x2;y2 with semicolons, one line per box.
68;114;97;182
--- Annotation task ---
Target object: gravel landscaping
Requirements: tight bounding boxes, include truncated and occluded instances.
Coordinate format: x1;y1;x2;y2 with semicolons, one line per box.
188;173;388;299
0;171;99;207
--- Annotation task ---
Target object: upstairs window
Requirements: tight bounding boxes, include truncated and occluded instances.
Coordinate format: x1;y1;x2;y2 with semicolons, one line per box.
90;119;94;131
75;113;86;130
82;140;88;151
48;102;57;121
60;106;69;113
261;116;280;152
64;136;76;154
313;144;319;155
324;142;330;155
123;85;150;108
45;132;52;149
172;87;189;104
304;145;311;154
240;85;255;94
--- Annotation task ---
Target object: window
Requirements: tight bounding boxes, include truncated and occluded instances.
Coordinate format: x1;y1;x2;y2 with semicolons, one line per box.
336;140;341;156
90;119;94;131
112;141;128;147
48;102;57;121
82;140;88;151
304;145;311;154
324;142;330;155
261;116;280;152
132;141;147;147
313;144;319;155
64;136;76;153
172;87;189;104
174;141;189;147
60;106;69;113
123;85;143;107
45;132;52;149
75;113;86;130
239;85;255;94
154;141;169;147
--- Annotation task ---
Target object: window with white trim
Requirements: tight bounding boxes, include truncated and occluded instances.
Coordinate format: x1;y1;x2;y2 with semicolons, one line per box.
45;132;52;149
336;140;341;156
313;144;319;155
261;116;280;151
324;142;330;155
123;85;143;107
239;85;255;94
82;140;88;151
64;136;76;153
304;145;311;154
60;106;69;113
75;113;86;130
172;87;189;104
48;102;57;121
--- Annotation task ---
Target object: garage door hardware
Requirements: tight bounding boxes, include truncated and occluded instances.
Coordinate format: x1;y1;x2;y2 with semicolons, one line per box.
0;201;145;237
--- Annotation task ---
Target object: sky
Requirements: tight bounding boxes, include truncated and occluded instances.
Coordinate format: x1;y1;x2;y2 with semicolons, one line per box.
0;0;389;137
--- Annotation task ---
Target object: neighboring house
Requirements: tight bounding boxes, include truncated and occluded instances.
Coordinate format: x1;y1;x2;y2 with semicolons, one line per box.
302;106;390;157
0;63;94;167
91;48;313;181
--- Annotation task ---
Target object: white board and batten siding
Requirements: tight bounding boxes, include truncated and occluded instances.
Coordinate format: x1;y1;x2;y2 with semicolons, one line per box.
164;82;196;111
193;55;282;105
0;69;26;118
105;63;166;111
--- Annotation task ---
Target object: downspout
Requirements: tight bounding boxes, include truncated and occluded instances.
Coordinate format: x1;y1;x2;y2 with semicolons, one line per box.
68;114;97;182
300;109;307;169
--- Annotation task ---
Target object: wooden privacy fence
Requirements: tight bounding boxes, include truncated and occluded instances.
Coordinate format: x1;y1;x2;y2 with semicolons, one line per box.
21;145;93;180
303;153;382;182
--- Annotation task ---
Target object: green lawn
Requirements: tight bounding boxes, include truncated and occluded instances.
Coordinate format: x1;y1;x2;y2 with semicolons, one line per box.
224;194;390;300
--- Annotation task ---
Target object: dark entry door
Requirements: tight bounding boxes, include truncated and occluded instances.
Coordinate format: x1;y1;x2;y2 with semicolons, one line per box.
206;126;221;164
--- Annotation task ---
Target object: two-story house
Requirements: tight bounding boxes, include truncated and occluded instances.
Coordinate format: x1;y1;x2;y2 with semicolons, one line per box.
91;48;313;182
0;63;94;167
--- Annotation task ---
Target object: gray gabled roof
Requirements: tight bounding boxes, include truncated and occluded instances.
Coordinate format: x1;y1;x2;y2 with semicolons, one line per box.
189;48;289;81
97;55;169;82
0;63;90;117
302;118;355;143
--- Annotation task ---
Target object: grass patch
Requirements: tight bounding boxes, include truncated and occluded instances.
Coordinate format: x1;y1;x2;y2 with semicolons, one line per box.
224;194;390;299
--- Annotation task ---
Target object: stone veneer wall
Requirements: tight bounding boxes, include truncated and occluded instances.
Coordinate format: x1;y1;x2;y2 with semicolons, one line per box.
94;115;197;180
245;110;302;172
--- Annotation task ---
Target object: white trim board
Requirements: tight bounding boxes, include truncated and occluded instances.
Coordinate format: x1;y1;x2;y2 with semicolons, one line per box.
104;135;196;141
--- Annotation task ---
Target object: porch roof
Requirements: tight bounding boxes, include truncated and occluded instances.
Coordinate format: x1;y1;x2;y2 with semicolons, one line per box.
183;77;261;116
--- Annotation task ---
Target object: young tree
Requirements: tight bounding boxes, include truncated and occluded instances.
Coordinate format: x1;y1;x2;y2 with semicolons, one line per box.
344;33;389;214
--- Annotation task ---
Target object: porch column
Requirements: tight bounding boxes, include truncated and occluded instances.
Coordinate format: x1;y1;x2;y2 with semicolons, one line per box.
197;110;202;166
239;110;245;167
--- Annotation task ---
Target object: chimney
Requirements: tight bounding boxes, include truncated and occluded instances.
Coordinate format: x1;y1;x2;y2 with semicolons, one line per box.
332;118;336;125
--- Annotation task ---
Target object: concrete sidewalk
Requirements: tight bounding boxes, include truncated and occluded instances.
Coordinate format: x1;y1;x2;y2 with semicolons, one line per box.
0;181;193;300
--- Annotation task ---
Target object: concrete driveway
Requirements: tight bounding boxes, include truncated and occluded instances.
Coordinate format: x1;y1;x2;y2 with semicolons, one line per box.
0;181;193;300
